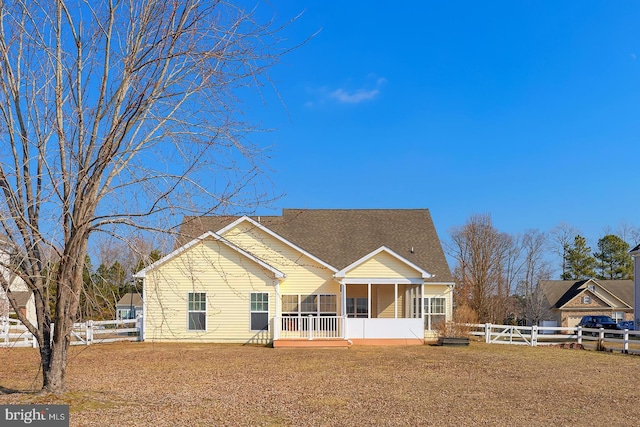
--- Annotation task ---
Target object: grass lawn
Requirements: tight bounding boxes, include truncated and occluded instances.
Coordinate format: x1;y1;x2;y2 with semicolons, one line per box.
1;341;639;426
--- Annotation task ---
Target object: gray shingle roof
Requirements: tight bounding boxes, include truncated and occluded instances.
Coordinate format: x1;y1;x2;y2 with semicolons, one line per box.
177;209;453;283
540;279;633;308
116;293;143;308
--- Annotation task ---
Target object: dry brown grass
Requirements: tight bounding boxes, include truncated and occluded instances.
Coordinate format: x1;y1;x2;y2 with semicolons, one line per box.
1;341;639;426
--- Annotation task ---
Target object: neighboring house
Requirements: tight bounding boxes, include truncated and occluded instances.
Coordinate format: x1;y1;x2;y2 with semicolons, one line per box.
116;293;143;320
539;279;633;328
631;244;640;330
0;243;36;325
134;209;455;346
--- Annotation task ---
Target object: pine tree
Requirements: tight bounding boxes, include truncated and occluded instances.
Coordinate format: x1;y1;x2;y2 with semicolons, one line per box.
561;235;596;280
594;234;633;280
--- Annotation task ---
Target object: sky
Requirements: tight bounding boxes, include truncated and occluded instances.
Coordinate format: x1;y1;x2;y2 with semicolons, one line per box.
243;1;640;250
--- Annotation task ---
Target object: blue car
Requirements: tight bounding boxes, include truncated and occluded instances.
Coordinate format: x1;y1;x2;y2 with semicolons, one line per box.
617;321;635;330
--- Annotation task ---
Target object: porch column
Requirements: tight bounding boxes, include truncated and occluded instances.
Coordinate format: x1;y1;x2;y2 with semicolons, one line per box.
367;283;372;319
341;283;346;316
274;281;281;340
420;283;425;324
394;283;398;319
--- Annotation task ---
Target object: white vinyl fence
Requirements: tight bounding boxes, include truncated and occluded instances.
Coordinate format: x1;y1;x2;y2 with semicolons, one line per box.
471;323;640;355
1;316;143;348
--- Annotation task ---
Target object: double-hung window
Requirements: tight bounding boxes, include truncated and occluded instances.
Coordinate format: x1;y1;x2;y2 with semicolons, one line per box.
250;292;269;331
188;292;206;331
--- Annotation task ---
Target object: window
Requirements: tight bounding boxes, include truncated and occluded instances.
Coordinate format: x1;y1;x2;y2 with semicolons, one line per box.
117;308;132;320
346;298;368;318
429;298;446;330
582;296;591;304
250;292;269;331
414;297;447;330
188;292;206;331
612;311;625;322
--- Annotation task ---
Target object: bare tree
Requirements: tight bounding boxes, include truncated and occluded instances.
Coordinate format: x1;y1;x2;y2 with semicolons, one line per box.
0;0;293;393
448;214;516;323
516;229;552;325
615;221;640;248
549;223;579;278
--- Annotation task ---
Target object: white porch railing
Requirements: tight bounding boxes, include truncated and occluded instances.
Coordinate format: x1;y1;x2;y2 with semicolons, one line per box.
0;316;143;348
274;316;426;341
275;315;343;340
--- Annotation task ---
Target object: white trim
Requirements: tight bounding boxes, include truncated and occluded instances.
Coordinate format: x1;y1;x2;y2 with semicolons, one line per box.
394;283;398;319
216;216;339;273
133;230;285;280
339;278;425;285
334;246;433;279
249;291;270;332
557;279;632;310
187;291;207;332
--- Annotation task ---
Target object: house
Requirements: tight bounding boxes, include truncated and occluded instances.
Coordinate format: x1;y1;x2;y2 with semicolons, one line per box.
134;209;455;346
0;242;36;325
539;279;633;328
631;244;640;330
116;293;143;320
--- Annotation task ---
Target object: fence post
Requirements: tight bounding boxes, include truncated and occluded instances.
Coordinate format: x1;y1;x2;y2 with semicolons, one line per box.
137;314;144;342
624;329;629;353
2;317;8;346
485;323;491;344
577;326;582;345
87;320;93;345
598;327;605;350
308;315;313;341
531;325;538;347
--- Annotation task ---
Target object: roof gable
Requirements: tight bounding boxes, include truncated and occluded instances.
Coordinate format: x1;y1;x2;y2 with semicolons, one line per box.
335;246;432;279
540;279;633;309
216;216;338;273
133;231;285;280
177;209;453;283
116;293;143;308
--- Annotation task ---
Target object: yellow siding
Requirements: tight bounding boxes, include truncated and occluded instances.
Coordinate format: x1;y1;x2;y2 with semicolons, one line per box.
346;251;422;279
144;238;276;344
221;223;339;301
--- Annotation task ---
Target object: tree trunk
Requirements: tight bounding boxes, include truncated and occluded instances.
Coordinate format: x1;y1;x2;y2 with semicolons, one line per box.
39;234;89;393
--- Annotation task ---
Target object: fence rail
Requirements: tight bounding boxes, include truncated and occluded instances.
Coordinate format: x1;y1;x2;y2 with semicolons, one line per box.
471;323;640;354
0;316;143;348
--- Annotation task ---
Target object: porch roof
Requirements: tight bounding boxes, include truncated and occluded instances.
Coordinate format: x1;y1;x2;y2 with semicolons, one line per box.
334;246;432;280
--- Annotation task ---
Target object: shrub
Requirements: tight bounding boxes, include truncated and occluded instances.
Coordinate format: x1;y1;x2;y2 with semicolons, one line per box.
434;305;478;338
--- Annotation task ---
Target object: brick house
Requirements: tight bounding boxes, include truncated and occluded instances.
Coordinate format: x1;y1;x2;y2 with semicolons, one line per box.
539;279;633;328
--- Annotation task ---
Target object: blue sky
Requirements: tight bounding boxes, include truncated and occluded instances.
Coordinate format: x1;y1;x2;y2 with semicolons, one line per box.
246;1;640;248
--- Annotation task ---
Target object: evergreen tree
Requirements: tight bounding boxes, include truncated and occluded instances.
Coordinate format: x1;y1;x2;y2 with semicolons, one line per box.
561;235;596;280
594;234;633;280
